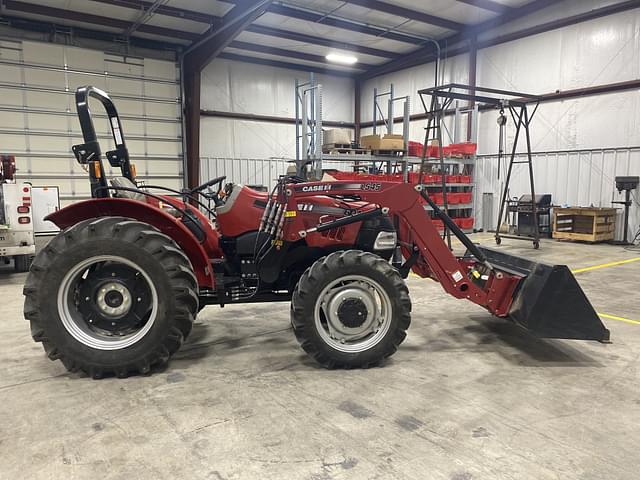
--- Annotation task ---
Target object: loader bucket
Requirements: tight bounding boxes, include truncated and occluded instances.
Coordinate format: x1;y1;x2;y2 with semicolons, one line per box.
476;246;610;342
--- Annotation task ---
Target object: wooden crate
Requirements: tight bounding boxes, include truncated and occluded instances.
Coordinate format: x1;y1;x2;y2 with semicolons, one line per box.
552;207;617;243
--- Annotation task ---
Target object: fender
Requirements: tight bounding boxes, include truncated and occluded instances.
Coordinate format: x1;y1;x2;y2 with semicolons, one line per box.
45;198;214;288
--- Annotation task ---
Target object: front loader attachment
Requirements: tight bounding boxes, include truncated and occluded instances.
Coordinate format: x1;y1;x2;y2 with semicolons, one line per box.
477;246;610;342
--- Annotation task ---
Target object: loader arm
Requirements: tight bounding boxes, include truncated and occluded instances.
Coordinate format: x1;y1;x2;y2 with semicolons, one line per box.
285;181;517;317
283;181;610;341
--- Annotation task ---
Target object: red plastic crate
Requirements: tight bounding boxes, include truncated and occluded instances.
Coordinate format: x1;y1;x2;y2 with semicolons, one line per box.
430;192;444;205
459;175;472;183
447;192;461;204
408;141;424;157
456;217;474;229
432;219;444;230
426;174;442;184
447;142;477;156
446;175;460;183
459;192;472;204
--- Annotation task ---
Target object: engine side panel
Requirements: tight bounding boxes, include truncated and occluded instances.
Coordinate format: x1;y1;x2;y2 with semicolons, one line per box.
216;185;267;237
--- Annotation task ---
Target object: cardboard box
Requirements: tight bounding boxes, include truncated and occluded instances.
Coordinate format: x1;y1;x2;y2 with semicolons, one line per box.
360;134;382;150
380;134;405;150
360;134;405;151
323;128;352;146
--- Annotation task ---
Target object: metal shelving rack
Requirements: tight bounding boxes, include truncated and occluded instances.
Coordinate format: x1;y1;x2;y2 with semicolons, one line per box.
415;93;479;242
295;78;414;178
295;74;322;178
418;83;541;246
371;84;411;179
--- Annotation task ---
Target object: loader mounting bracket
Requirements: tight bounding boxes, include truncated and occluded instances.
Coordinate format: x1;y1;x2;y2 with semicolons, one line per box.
72;141;101;164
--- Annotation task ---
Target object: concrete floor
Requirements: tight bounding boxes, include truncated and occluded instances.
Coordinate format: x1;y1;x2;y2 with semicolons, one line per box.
1;235;639;480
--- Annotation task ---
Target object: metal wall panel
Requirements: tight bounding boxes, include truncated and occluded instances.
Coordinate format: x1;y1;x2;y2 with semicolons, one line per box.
201;116;299;160
0;39;182;202
360;53;470;124
201;58;355;122
200;157;289;189
199;58;355;162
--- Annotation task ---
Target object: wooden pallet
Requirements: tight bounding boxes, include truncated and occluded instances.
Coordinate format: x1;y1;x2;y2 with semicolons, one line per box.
322;143;353;150
371;149;407;157
323;148;368;155
552;207;617;243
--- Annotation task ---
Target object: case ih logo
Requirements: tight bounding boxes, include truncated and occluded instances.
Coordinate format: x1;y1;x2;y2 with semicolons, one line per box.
301;185;332;192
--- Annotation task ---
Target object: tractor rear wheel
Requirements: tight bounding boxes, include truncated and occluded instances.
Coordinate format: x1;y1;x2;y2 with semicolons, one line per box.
23;217;198;378
291;250;411;368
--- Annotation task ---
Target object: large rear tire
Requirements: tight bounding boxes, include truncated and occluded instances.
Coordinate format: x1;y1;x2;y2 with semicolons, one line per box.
23;217;198;378
291;250;411;368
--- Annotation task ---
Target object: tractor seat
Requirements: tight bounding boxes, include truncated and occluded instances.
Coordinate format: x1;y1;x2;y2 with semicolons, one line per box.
110;176;145;202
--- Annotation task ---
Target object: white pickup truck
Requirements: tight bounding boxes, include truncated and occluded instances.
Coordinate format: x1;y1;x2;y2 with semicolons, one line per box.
1;157;35;272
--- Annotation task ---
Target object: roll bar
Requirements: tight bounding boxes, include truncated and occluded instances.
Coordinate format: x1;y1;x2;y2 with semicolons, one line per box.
72;86;135;198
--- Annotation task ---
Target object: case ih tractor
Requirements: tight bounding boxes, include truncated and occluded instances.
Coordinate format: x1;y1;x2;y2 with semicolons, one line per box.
23;87;609;378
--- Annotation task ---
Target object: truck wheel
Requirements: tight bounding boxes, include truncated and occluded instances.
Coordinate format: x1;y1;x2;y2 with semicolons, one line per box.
23;217;198;378
291;250;411;368
14;254;32;272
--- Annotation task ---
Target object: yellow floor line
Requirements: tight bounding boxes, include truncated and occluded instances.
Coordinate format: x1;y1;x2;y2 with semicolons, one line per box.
597;312;640;326
572;257;640;274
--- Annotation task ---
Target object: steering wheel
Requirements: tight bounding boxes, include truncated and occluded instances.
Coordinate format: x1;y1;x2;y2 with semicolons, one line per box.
190;176;226;195
188;176;227;206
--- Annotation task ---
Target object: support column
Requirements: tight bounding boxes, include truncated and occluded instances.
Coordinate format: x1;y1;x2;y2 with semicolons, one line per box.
183;61;201;190
467;34;477;142
354;79;361;142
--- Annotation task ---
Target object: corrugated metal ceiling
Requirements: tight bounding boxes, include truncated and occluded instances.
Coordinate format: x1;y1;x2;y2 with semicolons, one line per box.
0;0;568;76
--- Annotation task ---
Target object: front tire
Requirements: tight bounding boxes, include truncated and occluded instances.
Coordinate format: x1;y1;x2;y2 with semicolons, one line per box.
23;217;198;378
291;250;411;368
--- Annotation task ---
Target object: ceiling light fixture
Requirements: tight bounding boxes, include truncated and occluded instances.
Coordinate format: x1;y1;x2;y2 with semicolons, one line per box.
325;52;358;65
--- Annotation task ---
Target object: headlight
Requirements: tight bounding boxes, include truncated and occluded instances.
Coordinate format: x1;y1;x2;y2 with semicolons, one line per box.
373;231;396;250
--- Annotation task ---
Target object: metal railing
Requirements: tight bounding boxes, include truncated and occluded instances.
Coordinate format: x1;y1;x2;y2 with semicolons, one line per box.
199;157;290;188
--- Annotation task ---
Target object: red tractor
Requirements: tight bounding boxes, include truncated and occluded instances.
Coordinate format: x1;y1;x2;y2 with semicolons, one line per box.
23;87;609;378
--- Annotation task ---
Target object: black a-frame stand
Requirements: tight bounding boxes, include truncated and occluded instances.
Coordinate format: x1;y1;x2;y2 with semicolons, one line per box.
418;84;541;249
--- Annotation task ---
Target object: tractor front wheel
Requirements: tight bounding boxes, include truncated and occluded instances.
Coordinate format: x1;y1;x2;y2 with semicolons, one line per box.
23;217;198;378
291;250;411;368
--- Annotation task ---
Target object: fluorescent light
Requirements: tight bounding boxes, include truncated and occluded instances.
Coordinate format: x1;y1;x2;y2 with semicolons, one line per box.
325;52;358;65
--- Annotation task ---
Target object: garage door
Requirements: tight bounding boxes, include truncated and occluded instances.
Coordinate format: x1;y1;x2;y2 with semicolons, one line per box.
0;38;183;206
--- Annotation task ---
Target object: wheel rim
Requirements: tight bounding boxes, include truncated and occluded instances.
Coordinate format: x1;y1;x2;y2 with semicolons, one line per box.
57;255;158;350
314;274;392;353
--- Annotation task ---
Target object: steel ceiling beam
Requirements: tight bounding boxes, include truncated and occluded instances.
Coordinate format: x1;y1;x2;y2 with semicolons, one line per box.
0;13;183;51
455;0;514;14
340;0;466;31
360;0;562;79
265;3;425;45
183;0;272;70
228;40;373;70
360;78;640;128
123;0;167;38
3;0;199;41
89;0;219;25
246;24;400;59
92;0;441;46
13;0;403;61
218;52;355;77
201;109;355;128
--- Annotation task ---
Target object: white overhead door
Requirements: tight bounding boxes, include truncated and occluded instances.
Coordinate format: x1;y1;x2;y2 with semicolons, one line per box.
0;38;183;206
